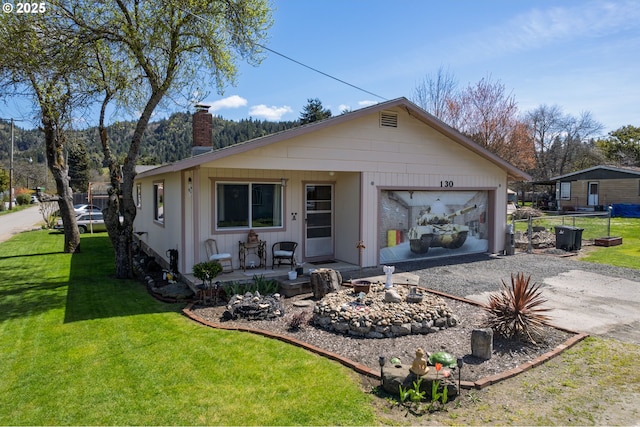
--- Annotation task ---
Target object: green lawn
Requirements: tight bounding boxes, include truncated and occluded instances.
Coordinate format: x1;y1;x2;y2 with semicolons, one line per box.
514;215;640;270
0;231;374;425
579;217;640;269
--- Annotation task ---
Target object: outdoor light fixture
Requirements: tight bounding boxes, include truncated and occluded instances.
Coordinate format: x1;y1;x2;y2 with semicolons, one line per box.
280;178;287;187
378;355;386;386
457;357;464;392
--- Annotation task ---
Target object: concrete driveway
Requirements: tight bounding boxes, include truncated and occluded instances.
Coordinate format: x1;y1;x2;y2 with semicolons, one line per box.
0;205;44;243
466;268;640;345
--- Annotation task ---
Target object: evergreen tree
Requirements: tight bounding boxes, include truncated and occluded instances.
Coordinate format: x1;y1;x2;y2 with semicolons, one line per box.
67;141;90;192
299;98;332;125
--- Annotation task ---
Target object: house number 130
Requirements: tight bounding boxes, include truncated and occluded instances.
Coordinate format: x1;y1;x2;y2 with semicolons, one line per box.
440;180;454;188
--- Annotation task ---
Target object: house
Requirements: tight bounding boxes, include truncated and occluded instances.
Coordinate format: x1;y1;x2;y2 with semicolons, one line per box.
551;165;640;211
132;97;530;276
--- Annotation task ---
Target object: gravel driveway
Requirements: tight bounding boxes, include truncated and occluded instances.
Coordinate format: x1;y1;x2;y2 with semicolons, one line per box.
390;252;640;345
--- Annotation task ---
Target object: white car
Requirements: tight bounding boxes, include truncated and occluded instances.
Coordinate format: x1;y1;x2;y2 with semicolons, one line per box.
73;204;102;215
55;212;107;234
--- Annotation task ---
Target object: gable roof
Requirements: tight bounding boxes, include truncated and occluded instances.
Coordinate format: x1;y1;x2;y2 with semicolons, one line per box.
551;165;640;181
136;97;531;181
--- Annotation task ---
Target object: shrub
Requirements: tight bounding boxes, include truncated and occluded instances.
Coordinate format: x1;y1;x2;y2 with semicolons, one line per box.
484;272;551;343
287;312;308;332
192;261;222;285
16;193;31;206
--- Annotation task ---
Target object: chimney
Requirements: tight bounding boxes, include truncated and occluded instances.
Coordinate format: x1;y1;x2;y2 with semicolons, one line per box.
192;103;213;156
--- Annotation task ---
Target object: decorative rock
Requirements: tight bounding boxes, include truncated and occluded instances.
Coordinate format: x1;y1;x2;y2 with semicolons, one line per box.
471;328;494;360
311;282;459;338
384;289;402;303
224;292;284;320
311;268;342;298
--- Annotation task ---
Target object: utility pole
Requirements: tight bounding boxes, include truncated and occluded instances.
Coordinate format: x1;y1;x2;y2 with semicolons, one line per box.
9;118;14;210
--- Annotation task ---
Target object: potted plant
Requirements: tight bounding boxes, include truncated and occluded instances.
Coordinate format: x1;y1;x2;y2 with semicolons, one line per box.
192;261;223;304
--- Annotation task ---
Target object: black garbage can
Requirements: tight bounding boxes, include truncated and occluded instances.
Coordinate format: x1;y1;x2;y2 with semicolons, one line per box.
555;226;577;251
573;228;584;251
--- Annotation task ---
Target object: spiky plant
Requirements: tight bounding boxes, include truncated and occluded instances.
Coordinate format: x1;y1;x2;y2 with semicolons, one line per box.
484;272;551;343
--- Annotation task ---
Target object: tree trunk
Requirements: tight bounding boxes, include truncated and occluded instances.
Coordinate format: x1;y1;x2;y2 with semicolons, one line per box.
101;91;164;279
43;116;80;253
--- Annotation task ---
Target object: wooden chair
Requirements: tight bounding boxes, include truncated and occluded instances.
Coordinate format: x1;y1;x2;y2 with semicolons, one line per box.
204;239;233;273
271;241;297;270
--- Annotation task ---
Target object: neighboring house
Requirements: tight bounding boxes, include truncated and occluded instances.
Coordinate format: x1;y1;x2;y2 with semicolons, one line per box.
552;165;640;211
133;97;530;275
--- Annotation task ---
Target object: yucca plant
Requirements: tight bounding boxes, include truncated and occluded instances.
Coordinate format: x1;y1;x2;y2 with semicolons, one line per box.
484;272;551;343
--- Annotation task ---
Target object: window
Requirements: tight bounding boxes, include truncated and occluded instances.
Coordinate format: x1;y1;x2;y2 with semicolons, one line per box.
560;182;571;200
153;181;164;223
216;182;282;229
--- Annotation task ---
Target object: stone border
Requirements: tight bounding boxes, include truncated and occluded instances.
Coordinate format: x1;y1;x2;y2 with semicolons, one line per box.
182;289;588;390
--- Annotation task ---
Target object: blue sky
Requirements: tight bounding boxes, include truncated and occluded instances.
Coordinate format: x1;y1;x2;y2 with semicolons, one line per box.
2;0;639;134
203;0;639;134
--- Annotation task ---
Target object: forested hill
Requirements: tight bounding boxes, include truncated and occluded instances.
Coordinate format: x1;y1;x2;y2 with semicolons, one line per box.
0;113;300;168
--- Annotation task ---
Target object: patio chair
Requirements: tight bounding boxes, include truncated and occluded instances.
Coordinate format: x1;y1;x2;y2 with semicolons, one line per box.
271;241;297;270
204;239;233;272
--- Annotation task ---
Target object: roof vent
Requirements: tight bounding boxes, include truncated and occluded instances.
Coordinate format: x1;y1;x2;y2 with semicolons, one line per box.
380;111;398;128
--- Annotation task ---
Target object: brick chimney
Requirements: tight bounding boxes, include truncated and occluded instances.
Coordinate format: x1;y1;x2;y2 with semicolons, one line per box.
192;104;213;156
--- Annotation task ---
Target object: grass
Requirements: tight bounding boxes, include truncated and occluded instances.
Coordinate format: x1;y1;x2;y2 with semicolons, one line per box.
514;215;640;270
0;230;374;425
578;218;640;269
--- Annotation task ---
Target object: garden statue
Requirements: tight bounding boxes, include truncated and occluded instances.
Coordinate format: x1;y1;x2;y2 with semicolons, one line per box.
409;347;429;375
383;265;395;289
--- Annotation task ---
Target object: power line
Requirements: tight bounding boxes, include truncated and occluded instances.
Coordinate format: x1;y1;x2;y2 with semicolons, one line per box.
253;42;387;101
176;5;387;102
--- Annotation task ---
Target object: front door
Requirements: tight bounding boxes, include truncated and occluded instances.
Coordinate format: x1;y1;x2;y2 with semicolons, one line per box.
305;184;334;260
588;181;599;206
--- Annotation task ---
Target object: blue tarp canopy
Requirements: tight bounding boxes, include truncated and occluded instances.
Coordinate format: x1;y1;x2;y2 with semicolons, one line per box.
611;204;640;218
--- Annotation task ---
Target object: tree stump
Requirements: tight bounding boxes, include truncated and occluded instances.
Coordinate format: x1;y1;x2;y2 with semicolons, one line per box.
311;268;342;298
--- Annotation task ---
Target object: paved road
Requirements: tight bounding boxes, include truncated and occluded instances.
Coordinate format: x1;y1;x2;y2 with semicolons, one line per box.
0;205;44;243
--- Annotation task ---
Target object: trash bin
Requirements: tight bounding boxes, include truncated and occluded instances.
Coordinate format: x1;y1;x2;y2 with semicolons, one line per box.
505;224;515;255
555;226;577;251
573;228;584;251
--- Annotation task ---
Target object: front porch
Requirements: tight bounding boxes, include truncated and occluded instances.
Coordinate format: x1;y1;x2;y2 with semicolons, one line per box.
181;260;361;299
181;260;421;300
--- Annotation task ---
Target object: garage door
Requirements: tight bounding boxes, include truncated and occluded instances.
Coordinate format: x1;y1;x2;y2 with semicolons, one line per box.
379;190;489;264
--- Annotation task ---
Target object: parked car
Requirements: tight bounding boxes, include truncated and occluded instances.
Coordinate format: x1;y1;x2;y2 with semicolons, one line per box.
73;204;102;215
54;212;107;234
30;195;40;204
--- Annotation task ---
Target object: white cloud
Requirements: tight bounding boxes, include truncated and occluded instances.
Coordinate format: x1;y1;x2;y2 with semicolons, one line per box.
208;95;248;112
338;104;350;112
464;0;640;59
248;104;293;121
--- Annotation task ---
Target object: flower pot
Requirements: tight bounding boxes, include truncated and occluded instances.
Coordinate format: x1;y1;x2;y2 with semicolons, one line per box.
288;270;297;280
352;280;371;294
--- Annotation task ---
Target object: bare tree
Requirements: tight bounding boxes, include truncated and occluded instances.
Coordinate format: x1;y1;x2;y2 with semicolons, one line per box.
448;75;534;172
412;66;458;123
525;105;603;179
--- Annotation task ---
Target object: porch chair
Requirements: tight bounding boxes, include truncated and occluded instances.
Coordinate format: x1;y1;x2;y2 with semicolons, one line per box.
271;241;298;270
204;239;233;273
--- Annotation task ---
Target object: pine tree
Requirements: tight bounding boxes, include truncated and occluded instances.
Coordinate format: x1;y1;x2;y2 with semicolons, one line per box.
299;98;332;125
